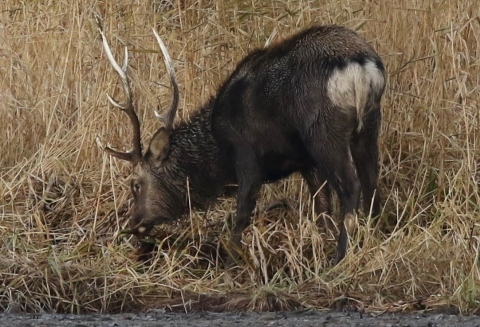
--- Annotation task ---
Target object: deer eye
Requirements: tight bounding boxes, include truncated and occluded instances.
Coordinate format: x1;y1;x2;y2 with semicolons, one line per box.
132;182;141;193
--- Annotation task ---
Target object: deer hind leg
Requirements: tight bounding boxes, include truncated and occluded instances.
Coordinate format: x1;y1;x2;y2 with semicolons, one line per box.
325;155;361;264
330;155;361;264
350;107;382;218
303;130;361;264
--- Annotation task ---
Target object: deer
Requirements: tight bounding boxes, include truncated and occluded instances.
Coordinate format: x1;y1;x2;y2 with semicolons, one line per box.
94;16;386;265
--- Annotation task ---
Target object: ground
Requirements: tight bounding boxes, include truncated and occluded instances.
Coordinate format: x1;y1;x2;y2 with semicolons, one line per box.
2;310;480;327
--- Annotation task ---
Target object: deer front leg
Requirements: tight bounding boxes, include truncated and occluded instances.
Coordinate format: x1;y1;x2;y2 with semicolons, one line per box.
228;145;262;262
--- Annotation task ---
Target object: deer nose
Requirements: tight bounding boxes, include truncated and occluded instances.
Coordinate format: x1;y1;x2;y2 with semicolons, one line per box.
130;214;153;237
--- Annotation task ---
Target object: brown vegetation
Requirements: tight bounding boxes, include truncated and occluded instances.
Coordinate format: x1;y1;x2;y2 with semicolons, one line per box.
1;0;479;314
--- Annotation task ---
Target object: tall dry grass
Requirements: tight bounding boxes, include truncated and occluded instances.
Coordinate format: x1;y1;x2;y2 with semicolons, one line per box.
1;0;479;314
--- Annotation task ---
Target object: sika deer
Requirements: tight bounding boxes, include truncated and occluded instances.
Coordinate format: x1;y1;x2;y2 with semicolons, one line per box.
95;16;385;264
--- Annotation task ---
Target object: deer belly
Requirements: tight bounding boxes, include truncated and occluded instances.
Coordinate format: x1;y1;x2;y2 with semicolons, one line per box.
260;153;307;183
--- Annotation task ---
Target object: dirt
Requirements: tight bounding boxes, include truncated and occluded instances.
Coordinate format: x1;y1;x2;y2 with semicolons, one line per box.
2;310;480;327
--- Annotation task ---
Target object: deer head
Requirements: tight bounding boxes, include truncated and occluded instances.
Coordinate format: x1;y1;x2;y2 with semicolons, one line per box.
95;15;181;239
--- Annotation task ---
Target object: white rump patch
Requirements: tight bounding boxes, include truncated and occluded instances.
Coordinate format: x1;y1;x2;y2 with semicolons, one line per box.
327;60;385;130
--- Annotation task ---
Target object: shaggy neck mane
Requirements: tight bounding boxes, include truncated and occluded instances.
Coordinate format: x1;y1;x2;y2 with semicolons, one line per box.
159;98;230;213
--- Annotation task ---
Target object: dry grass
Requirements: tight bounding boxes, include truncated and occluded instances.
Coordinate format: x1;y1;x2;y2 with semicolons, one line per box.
1;0;479;315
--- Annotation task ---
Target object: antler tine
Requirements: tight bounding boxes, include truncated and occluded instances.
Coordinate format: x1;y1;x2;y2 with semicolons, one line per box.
94;14;142;163
152;28;179;132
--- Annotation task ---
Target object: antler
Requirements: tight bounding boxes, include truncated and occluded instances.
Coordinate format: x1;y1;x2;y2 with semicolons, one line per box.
152;29;179;132
95;15;142;163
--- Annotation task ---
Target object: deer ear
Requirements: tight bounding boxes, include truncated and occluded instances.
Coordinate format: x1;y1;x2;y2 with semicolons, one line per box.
146;127;170;163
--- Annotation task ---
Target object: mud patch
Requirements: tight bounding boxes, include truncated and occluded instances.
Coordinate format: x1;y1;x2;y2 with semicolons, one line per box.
2;310;480;327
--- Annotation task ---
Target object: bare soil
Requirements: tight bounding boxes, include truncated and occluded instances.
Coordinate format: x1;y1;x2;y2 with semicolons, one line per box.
2;310;480;327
